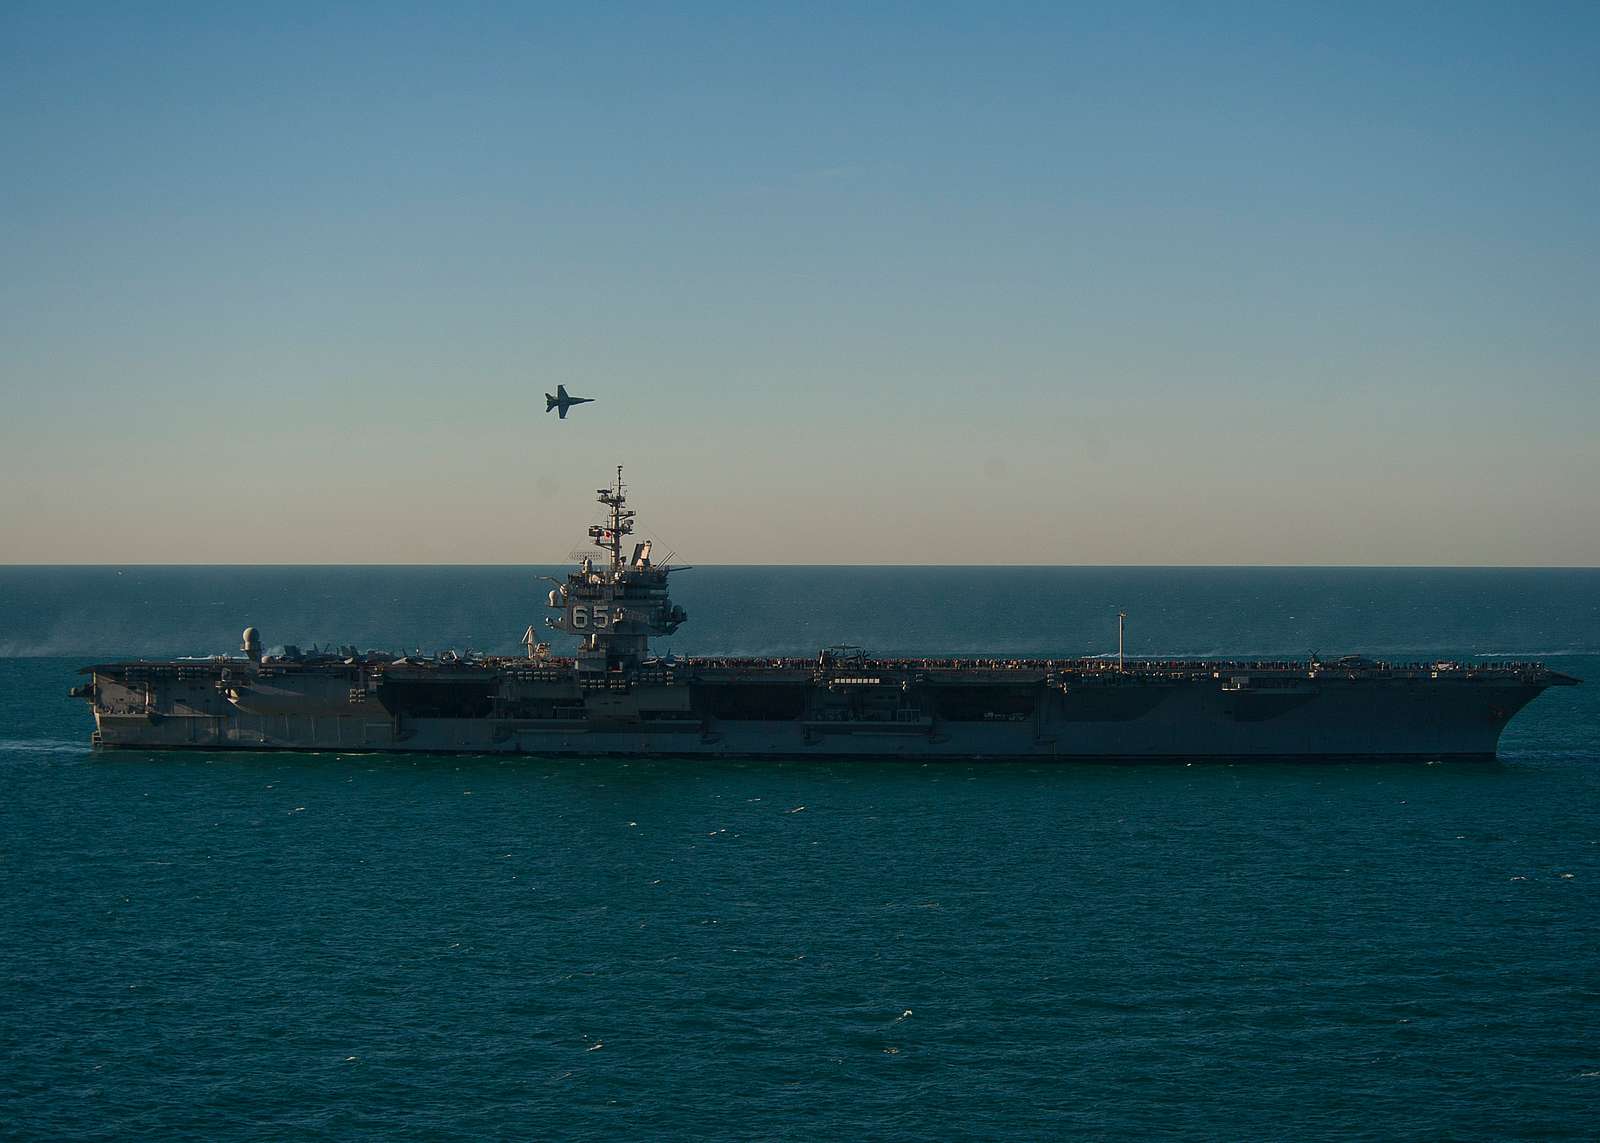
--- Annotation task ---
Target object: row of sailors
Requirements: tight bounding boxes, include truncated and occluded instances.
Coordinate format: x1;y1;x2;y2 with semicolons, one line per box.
474;654;1541;674
694;656;1539;674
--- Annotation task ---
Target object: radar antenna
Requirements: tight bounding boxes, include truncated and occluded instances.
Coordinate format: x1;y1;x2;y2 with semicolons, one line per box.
547;466;688;672
589;464;636;570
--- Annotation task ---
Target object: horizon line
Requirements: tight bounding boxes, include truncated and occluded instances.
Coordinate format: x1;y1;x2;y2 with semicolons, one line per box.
3;562;1600;572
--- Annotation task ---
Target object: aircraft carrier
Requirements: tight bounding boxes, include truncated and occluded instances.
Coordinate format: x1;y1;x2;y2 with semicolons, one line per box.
75;468;1577;760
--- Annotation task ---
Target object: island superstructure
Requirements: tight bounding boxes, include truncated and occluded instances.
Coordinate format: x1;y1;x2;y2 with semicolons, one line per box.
75;468;1577;759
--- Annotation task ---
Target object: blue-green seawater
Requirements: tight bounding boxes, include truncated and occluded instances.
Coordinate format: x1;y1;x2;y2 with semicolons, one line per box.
2;567;1597;1140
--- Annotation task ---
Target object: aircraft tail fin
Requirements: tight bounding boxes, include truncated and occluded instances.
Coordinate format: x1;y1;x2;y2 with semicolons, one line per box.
545;393;557;412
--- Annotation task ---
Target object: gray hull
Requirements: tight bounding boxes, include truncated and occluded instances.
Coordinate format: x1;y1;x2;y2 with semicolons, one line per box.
74;473;1580;762
83;666;1555;760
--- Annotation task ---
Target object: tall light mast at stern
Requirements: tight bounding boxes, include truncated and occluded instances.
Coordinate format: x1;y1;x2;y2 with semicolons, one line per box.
545;466;688;675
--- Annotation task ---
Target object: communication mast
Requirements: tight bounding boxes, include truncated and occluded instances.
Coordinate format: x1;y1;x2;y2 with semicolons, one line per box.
590;465;636;570
547;466;687;673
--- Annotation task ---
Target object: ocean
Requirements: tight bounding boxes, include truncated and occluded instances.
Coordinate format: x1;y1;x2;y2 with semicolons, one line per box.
2;566;1597;1140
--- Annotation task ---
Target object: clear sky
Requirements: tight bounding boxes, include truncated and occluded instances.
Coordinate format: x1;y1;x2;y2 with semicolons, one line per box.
2;2;1596;565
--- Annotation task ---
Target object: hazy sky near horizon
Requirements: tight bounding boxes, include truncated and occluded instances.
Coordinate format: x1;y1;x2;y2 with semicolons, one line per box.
2;2;1596;565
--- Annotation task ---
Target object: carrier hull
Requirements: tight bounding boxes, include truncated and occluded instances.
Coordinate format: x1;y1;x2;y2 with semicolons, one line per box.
73;469;1578;760
79;658;1571;760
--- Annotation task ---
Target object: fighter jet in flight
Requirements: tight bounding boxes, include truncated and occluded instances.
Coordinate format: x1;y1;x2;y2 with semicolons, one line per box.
545;384;594;419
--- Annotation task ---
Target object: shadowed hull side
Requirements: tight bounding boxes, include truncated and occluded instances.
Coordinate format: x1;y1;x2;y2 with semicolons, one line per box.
85;674;1551;760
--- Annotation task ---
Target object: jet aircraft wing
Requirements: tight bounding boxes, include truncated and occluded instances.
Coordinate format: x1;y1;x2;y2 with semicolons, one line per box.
545;383;594;419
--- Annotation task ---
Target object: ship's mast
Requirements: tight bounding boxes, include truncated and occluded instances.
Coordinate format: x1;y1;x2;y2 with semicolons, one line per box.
590;464;635;570
549;466;687;673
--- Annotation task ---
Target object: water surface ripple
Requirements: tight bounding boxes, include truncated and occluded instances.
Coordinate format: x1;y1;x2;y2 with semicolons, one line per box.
2;568;1597;1140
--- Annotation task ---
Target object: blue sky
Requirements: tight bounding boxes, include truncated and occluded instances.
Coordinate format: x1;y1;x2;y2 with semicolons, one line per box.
2;2;1596;563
